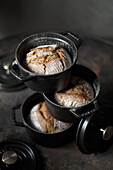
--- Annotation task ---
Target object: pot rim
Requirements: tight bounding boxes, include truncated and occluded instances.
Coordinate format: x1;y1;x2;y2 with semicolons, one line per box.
25;120;73;135
43;93;98;110
43;64;100;110
15;32;78;77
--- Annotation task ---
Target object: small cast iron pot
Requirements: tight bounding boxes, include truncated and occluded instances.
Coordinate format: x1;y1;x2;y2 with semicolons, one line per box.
11;93;77;147
10;31;82;93
43;64;100;123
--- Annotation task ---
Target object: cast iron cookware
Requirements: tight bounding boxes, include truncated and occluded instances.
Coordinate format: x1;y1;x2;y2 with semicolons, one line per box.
11;93;77;147
11;93;113;154
76;99;113;154
0;139;41;170
43;64;113;153
0;54;26;92
43;64;100;123
10;31;82;93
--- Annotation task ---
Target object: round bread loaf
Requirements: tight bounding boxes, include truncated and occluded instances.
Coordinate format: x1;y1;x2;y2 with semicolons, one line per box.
54;77;94;108
29;102;71;133
26;44;71;75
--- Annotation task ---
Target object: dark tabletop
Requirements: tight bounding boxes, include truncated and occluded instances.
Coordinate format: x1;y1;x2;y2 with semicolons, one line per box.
0;33;113;170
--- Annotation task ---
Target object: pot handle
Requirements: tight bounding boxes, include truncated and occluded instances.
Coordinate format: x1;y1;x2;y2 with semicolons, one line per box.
61;31;82;49
10;60;35;82
69;100;98;119
12;104;26;127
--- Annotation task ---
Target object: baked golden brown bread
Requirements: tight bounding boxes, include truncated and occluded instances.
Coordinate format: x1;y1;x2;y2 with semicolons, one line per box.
37;102;57;133
54;77;94;108
26;44;71;75
29;102;70;133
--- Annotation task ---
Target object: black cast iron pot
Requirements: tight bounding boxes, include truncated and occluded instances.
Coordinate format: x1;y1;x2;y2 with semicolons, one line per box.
11;93;77;147
10;31;82;93
43;64;100;123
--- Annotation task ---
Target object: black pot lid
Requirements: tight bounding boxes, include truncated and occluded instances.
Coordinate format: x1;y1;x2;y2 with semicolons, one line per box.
0;54;26;91
0;139;41;170
76;100;113;154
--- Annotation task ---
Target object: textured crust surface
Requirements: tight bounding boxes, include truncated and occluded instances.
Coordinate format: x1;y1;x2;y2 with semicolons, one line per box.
25;44;70;75
55;77;94;108
29;102;70;133
37;102;56;133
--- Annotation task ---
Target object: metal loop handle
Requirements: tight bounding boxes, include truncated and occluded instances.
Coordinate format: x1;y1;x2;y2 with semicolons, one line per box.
61;31;82;49
70;100;98;119
10;60;35;82
11;104;26;127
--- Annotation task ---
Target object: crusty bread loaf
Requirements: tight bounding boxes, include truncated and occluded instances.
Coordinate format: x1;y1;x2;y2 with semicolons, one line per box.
29;102;70;133
55;77;94;108
26;44;71;75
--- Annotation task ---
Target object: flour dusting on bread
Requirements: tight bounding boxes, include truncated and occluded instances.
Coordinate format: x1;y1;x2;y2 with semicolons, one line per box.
25;44;71;75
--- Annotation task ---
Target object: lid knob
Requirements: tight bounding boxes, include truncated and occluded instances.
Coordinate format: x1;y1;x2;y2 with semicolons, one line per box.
100;126;113;141
2;151;17;165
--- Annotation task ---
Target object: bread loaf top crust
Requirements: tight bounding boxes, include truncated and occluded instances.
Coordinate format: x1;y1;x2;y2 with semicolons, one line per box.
26;44;71;75
55;77;94;108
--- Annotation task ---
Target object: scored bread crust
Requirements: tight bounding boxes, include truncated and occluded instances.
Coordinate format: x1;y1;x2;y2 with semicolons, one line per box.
30;102;61;133
37;102;57;133
54;77;94;108
29;102;71;133
26;44;70;75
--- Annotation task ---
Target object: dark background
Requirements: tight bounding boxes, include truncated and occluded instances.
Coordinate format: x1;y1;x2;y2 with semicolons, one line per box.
1;1;113;170
0;0;113;39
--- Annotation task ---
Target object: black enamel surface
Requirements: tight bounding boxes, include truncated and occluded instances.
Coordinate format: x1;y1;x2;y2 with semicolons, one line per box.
76;100;113;154
43;64;100;123
10;32;81;93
